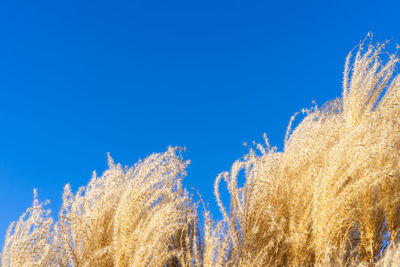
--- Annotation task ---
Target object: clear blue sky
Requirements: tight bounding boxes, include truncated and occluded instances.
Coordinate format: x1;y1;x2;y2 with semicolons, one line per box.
0;0;399;246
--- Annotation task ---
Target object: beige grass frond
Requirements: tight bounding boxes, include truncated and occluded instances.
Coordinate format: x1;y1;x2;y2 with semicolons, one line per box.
212;38;400;266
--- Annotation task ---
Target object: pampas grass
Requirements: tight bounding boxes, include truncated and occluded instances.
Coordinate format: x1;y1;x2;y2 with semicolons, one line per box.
1;148;202;266
3;38;400;266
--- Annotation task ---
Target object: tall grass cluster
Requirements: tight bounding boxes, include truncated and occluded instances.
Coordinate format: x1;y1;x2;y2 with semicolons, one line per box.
2;39;400;266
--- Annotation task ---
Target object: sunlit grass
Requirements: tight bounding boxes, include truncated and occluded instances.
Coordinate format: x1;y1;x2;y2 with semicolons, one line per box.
2;38;400;266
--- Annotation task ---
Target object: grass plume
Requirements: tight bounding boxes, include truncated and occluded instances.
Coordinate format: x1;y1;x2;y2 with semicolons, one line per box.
3;38;400;266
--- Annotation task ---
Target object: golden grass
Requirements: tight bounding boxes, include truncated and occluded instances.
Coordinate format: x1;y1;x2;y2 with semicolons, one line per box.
1;148;202;266
3;38;400;266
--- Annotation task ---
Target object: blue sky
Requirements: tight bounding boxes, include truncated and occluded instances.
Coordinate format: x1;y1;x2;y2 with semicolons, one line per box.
0;0;400;246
